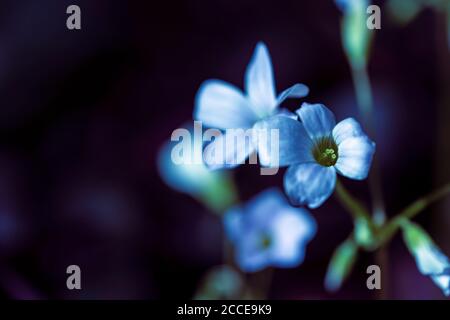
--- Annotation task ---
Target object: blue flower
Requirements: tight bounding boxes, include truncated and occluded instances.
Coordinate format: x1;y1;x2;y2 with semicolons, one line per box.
194;42;309;169
224;188;316;273
402;221;450;296
157;125;236;212
255;103;375;208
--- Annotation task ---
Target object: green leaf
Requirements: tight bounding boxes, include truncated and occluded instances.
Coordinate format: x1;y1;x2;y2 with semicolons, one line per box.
324;239;358;292
354;217;377;249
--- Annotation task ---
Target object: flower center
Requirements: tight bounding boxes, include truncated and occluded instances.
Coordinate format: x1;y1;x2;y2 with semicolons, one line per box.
260;234;272;249
312;136;338;167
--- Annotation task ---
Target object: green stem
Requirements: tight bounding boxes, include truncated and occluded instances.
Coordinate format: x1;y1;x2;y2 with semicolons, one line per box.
335;179;372;222
351;65;373;124
376;182;450;246
351;65;386;225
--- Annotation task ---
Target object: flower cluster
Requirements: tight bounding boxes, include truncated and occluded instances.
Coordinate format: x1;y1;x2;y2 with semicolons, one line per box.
194;42;309;169
191;42;375;272
158;40;450;297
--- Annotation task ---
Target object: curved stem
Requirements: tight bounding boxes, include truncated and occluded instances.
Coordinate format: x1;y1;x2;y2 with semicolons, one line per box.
352;65;373;124
376;182;450;246
334;179;371;221
351;65;386;225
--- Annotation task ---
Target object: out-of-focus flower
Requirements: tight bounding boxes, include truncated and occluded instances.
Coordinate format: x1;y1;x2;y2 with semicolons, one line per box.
335;0;372;69
324;238;358;292
157;126;236;213
194;42;309;169
402;220;450;296
256;103;375;208
224;188;316;273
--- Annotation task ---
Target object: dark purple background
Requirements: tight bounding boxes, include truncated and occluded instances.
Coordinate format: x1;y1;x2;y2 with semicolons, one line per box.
0;0;448;299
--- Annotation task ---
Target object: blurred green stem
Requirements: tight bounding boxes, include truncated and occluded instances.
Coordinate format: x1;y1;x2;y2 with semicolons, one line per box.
376;182;450;247
352;65;373;124
351;65;386;225
351;63;388;298
335;179;372;222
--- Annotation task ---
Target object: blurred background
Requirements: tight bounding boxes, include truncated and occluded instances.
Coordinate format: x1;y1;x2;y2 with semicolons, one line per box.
0;0;448;299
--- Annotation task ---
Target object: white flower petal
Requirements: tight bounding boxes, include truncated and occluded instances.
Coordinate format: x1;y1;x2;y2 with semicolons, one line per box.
194;79;257;129
244;42;277;116
335;136;375;180
276;83;309;106
203;129;255;170
296;103;336;140
284;163;337;209
270;207;317;267
332;117;365;145
253;115;313;168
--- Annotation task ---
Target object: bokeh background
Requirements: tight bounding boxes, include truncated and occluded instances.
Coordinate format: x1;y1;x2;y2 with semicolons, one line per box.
0;0;449;299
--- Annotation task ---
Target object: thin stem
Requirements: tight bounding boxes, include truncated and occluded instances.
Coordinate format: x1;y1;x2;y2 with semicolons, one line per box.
351;65;386;225
334;179;372;222
350;55;388;301
376;183;450;246
351;65;373;125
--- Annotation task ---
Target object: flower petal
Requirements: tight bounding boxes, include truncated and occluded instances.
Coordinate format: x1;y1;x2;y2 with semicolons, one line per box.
203;129;255;170
223;208;244;243
270;207;316;267
244;42;277;116
415;245;450;276
235;231;272;272
194;79;257;129
276;83;309;106
277;108;298;120
296;103;336;140
335;136;375;180
253;115;313;168
332;117;365;145
432;273;450;296
284;163;337;209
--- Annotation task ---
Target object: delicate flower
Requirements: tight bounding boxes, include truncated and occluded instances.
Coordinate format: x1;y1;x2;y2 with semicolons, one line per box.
255;103;375;208
224;188;316;273
402;220;450;296
194;42;309;169
157;125;236;212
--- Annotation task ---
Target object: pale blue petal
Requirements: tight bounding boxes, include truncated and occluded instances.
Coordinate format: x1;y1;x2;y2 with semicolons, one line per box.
223;208;244;243
244;42;277;117
276;83;309;106
223;188;316;272
245;188;287;224
296;103;336;140
158;142;214;196
270;207;316;267
277;108;298;120
335;136;375;180
236;231;272;272
284;163;337;209
332;117;365;145
415;245;450;276
194;79;257;129
432;273;450;296
253;115;313;168
224;207;271;273
203;129;255;170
